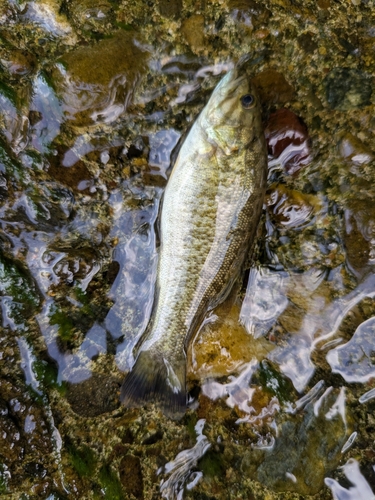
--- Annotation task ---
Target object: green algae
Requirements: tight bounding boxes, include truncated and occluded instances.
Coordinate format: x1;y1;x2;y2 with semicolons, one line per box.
97;464;124;500
0;464;8;494
0;254;41;322
32;359;66;393
49;307;75;343
67;443;97;478
199;450;225;478
257;361;296;404
0;138;23;181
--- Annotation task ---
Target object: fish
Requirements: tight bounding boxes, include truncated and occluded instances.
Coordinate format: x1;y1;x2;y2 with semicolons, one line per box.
121;57;268;419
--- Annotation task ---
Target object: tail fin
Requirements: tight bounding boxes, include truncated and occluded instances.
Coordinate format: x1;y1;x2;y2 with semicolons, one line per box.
120;349;186;420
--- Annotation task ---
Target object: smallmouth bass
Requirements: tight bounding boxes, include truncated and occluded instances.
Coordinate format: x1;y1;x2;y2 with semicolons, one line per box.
121;58;268;418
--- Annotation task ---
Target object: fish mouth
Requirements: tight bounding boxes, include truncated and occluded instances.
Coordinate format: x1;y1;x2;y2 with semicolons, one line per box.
221;71;248;97
222;55;252;93
213;55;252;100
235;54;252;75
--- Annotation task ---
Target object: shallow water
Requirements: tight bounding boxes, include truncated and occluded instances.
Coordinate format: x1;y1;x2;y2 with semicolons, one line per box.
0;0;375;498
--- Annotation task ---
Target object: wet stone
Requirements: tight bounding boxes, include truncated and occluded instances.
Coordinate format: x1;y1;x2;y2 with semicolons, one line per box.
338;133;374;168
0;377;54;494
28;110;43;126
265;108;311;175
54;30;148;126
47;149;93;192
327;317;375;383
65;0;114;32
266;184;320;229
119;454;144;499
158;0;182;19
343;200;375;275
228;0;271;28
0;49;35;76
252;70;295;106
188;302;271;381
66;372;121;417
256;389;351;495
324;67;372;111
181;15;205;53
297;32;318;53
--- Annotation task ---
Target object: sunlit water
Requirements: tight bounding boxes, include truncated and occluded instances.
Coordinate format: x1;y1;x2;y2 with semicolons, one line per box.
0;0;375;498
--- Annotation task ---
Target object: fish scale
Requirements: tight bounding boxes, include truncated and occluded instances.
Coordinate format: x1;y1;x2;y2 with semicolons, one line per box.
121;58;268;418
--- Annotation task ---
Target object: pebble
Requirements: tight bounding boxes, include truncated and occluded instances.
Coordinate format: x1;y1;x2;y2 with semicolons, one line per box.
264;108;311;175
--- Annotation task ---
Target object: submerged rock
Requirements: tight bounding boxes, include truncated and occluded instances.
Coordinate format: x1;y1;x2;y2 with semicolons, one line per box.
256;386;351;495
66;372;120;417
338;133;374;168
0;342;56;496
181;15;205;53
252;70;295;106
64;0;114;32
188;303;272;381
344;199;375;276
297;32;318;53
324;68;372;111
53;30;148;126
158;0;182;19
265;108;311;175
266;184;321;229
0;49;35;76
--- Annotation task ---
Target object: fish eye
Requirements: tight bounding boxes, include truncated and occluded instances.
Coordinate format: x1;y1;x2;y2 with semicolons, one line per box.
240;94;255;109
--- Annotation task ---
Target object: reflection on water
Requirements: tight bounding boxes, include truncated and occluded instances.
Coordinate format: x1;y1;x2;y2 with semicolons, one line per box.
1;0;375;497
325;459;375;500
327;316;375;384
159;419;211;500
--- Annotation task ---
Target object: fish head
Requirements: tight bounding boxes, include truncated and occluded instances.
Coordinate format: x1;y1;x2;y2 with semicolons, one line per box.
202;60;263;154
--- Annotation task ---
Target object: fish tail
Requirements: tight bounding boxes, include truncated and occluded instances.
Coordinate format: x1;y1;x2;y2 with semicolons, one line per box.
120;349;186;420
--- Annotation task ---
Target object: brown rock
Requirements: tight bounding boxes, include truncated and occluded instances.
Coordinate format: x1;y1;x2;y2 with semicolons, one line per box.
54;31;148;126
297;32;318;53
66;373;120;417
158;0;182;19
266;184;321;229
264;108;311;175
252;70;295;107
181;15;205;53
344;200;375;276
119;454;144;499
48;146;93;192
229;0;271;28
1;50;35;76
